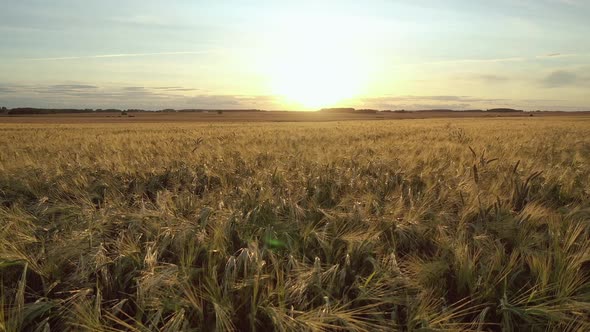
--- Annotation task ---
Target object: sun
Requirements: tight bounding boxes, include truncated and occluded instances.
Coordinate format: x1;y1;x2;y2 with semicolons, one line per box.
262;18;370;110
270;50;365;109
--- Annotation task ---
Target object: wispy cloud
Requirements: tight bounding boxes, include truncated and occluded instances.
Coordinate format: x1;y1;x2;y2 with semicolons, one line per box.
25;51;215;61
413;53;590;66
0;82;281;109
362;95;509;103
541;69;590;87
152;86;199;92
356;95;587;111
418;57;525;66
0;86;17;93
456;73;511;83
356;95;512;110
51;84;98;89
535;53;588;59
109;15;169;27
549;0;583;6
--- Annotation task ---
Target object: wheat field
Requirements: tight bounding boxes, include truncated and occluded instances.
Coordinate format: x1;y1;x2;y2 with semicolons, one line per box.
1;117;590;331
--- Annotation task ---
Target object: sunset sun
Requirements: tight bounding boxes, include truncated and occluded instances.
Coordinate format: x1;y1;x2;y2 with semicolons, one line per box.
263;18;370;110
270;50;365;109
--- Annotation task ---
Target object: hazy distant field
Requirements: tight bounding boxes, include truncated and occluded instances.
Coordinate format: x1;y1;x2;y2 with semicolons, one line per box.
1;117;590;331
1;110;587;124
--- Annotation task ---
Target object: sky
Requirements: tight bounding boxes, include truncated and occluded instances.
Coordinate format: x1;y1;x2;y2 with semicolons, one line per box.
0;0;589;111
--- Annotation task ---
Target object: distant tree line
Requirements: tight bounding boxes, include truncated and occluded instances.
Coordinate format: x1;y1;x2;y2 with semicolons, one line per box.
319;107;524;113
0;108;265;115
5;108;94;115
0;107;534;115
487;108;523;112
319;108;378;114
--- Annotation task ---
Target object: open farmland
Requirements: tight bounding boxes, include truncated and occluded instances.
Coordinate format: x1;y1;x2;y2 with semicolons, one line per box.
1;110;585;124
1;117;590;331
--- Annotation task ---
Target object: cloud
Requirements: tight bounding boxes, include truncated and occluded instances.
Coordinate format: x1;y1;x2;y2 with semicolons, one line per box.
51;84;98;89
418;57;525;66
0;83;282;110
522;98;564;102
186;95;282;109
356;95;515;110
153;86;199;92
123;87;146;91
413;53;590;67
166;88;199;92
451;73;511;84
0;86;17;93
31;84;100;94
541;70;589;87
470;74;510;82
109;15;169;27
2;83;587;111
549;0;583;6
25;51;215;61
107;15;195;30
536;53;588;59
400;103;473;110
355;94;590;111
362;95;508;103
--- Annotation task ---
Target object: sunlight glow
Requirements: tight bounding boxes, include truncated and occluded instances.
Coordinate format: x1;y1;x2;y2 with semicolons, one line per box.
263;18;371;110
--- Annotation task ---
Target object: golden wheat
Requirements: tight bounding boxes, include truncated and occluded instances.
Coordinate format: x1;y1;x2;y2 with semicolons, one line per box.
1;117;589;331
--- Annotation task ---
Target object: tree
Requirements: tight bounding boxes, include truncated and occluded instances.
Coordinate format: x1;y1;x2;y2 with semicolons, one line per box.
217;110;224;115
